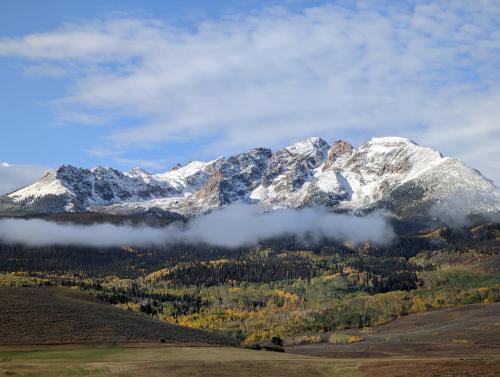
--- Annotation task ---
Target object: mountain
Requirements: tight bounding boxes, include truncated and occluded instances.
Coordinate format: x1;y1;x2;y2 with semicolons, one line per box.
2;137;499;223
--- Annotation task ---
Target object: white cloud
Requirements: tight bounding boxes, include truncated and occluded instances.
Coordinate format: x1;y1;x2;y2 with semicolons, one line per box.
0;1;499;182
0;164;49;195
0;205;393;247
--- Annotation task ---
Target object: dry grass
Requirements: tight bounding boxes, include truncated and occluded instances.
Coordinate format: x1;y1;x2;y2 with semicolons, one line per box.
0;287;233;346
0;345;361;377
288;303;500;359
328;334;364;344
359;359;500;377
0;344;499;377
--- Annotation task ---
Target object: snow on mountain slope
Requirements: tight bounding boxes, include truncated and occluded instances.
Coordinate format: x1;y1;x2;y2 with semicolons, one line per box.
250;137;330;207
332;137;446;209
8;165;178;212
186;147;273;210
154;158;224;193
3;136;499;221
385;157;500;218
96;148;273;216
125;167;154;182
323;137;499;219
8;170;71;206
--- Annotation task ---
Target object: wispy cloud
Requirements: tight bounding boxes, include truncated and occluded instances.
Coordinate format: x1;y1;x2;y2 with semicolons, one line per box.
0;1;499;182
54;111;106;126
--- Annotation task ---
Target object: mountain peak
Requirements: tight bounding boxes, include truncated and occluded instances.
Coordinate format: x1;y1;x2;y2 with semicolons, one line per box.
56;164;77;173
126;167;151;177
324;140;354;168
170;163;182;171
368;136;417;145
330;140;353;155
284;136;329;156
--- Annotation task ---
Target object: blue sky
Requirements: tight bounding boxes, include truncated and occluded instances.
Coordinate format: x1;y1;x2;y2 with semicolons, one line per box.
0;0;300;169
0;0;499;187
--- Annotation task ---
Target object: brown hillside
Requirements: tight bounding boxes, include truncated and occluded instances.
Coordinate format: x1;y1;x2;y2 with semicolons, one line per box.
0;287;234;346
287;303;500;359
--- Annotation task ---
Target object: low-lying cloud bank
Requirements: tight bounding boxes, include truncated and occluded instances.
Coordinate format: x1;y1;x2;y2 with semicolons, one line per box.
0;205;393;248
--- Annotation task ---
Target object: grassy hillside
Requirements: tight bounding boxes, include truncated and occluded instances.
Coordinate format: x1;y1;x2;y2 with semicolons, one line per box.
0;287;233;346
288;302;500;358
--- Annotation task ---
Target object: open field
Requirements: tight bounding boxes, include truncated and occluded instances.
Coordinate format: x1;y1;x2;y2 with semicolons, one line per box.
287;302;500;359
0;345;357;377
0;287;233;346
0;345;499;377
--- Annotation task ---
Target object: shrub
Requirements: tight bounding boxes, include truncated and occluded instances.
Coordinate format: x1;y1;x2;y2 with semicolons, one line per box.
328;333;364;344
361;327;375;336
284;335;322;346
452;338;474;344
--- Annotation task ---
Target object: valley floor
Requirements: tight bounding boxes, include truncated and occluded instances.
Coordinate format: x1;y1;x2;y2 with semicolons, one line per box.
0;287;499;376
0;344;498;377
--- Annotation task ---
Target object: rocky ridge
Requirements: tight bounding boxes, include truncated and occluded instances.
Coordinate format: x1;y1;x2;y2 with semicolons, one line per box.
2;137;499;222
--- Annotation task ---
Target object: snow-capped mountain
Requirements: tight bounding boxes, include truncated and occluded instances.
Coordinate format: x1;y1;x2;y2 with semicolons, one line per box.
2;137;499;222
4;165;179;212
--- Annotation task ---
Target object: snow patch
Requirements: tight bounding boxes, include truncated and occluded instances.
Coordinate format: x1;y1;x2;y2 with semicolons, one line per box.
8;171;70;201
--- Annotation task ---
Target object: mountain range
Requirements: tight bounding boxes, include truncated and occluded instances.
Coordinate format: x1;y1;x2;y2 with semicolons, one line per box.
1;136;499;224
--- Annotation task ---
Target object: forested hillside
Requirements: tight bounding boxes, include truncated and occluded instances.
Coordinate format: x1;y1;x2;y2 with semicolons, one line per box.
1;223;498;346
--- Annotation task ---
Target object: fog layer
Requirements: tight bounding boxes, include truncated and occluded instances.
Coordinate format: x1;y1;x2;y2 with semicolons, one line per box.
429;190;500;228
0;205;394;247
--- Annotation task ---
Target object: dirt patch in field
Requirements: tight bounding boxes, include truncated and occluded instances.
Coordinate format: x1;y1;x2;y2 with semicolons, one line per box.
0;287;234;346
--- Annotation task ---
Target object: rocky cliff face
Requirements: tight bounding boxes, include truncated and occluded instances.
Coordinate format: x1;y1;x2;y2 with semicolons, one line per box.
4;136;500;221
250;137;330;207
323;140;354;170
